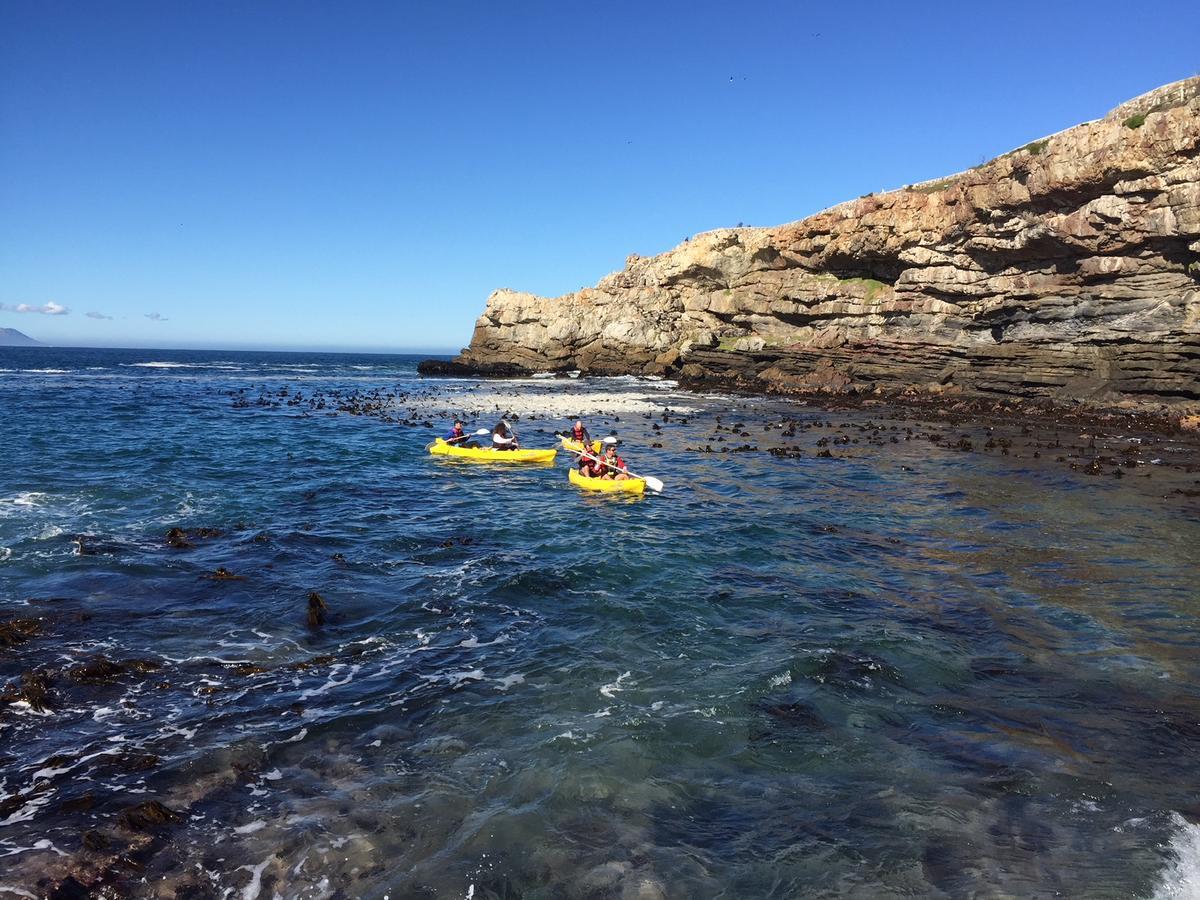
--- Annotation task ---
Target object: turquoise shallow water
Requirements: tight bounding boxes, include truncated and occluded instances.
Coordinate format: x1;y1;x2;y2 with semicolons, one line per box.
2;347;1200;898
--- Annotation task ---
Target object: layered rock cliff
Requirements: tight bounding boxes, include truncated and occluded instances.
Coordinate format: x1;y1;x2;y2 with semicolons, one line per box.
430;78;1200;406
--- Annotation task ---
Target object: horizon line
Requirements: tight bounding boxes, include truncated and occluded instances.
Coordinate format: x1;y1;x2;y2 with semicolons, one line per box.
0;342;460;355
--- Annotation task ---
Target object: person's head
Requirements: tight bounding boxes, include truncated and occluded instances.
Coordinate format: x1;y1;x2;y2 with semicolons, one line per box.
453;419;464;430
574;420;583;430
605;443;618;457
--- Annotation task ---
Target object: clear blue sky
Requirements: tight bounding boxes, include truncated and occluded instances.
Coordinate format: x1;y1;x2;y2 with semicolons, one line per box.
2;1;1197;352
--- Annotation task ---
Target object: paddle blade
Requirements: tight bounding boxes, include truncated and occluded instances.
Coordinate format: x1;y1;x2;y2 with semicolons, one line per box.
474;428;491;435
643;476;664;493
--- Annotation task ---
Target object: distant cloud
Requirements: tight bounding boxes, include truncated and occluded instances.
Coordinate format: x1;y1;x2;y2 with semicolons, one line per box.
86;311;113;320
144;312;168;322
1;301;70;315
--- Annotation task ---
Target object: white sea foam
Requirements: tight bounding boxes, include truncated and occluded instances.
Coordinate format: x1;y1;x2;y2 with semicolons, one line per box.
1152;814;1200;899
238;856;272;900
0;792;52;827
298;663;360;701
0;886;38;898
444;669;486;688
495;674;525;691
4;492;47;508
768;671;793;688
234;820;267;835
0;548;10;562
458;634;509;649
600;671;633;699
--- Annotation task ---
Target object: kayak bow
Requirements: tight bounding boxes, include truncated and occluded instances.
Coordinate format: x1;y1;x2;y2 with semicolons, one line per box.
560;436;602;454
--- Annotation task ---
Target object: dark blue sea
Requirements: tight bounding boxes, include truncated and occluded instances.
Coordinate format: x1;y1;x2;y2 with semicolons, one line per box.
2;346;1199;898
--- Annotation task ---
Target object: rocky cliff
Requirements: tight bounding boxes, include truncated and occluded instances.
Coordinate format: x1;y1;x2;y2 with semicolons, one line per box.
428;78;1200;407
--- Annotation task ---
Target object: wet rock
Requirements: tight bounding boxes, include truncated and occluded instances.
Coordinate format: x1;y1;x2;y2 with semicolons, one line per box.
172;877;219;900
82;829;110;851
114;752;161;773
68;655;161;684
118;800;184;832
165;528;194;549
46;876;93;900
202;567;244;580
307;591;328;627
0;616;40;648
2;668;55;712
61;792;96;813
768;446;804;459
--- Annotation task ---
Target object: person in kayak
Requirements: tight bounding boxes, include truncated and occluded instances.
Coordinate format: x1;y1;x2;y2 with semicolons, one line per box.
566;419;592;447
578;446;606;478
598;442;632;481
492;420;519;451
444;420;478;447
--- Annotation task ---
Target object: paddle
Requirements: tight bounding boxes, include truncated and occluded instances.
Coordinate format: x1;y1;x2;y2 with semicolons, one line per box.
565;442;664;493
447;428;491;445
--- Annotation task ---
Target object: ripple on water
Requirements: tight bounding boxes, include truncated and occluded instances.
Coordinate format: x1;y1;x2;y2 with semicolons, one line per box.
1;349;1199;897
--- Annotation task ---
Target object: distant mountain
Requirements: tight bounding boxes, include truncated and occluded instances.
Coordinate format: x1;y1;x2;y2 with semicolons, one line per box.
0;328;41;346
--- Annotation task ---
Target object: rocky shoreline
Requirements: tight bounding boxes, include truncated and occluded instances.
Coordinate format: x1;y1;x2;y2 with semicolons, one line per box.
421;77;1200;417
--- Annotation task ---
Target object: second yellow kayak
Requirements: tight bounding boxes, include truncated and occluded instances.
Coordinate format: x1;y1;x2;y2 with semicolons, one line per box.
429;438;557;463
568;467;646;495
560;437;602;454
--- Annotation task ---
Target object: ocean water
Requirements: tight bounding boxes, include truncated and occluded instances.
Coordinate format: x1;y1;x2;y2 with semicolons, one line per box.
2;346;1199;899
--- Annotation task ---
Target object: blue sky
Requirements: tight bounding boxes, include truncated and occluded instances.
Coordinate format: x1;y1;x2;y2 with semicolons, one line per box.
2;1;1197;352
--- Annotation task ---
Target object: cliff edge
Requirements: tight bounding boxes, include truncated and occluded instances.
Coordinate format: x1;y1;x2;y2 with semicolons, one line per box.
427;78;1200;407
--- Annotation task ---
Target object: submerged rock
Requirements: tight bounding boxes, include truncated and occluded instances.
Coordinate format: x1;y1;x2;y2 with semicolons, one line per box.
118;800;184;832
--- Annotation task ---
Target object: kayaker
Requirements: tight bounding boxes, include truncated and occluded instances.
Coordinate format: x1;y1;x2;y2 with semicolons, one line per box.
567;420;592;447
445;420;467;443
578;447;605;478
598;442;631;481
492;420;518;451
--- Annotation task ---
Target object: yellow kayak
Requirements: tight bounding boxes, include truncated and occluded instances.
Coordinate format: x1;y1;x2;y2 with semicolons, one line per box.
429;438;557;463
561;437;602;454
569;467;646;495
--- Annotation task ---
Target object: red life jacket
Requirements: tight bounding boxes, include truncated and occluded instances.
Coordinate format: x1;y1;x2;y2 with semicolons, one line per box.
572;425;586;441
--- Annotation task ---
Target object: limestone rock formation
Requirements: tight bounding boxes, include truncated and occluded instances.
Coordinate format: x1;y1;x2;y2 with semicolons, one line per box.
429;77;1200;407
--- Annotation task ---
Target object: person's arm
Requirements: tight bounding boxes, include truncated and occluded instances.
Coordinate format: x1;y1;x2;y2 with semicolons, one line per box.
493;432;513;446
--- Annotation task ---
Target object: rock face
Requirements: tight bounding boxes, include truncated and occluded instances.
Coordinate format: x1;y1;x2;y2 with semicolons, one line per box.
437;78;1200;406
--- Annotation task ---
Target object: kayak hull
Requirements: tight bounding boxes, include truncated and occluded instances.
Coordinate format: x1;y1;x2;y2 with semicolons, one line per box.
561;438;602;454
569;467;646;495
429;439;556;463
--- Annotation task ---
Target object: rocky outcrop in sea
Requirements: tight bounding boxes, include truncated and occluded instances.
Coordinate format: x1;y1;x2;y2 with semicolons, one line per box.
422;78;1200;410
